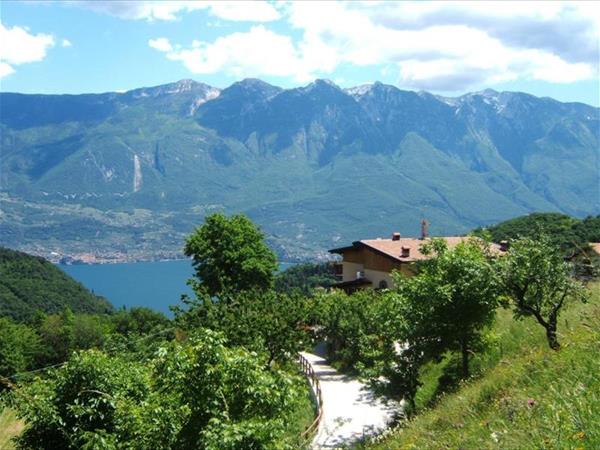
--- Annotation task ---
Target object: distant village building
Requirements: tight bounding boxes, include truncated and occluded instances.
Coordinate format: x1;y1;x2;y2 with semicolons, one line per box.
329;220;506;293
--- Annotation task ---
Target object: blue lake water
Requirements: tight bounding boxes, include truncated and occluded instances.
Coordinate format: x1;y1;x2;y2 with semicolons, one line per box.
61;260;295;317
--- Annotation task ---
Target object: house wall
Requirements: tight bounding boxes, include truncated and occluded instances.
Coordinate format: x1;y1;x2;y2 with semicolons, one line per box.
364;268;394;289
342;261;364;282
340;246;417;289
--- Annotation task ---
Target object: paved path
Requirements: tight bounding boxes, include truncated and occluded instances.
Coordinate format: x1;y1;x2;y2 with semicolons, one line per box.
300;349;399;449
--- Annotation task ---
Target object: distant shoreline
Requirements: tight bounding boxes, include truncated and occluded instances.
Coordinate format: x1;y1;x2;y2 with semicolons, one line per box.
54;256;303;267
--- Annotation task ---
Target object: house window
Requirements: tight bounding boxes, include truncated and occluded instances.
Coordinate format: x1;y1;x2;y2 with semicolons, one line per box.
378;280;388;289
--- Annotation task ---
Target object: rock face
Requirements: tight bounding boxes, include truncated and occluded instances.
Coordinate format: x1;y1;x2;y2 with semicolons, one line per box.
0;79;598;260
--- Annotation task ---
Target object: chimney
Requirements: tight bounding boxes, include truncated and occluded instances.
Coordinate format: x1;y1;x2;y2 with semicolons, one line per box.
499;240;509;252
421;219;429;240
401;246;410;257
392;232;401;241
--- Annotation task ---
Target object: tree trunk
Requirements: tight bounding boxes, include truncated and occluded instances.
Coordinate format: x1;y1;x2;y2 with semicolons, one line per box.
461;340;470;378
545;319;560;350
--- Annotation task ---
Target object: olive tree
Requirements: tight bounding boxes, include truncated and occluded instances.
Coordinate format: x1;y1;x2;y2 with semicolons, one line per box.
499;235;588;350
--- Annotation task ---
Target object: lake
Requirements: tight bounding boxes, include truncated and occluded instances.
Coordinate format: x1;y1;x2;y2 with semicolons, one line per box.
61;260;295;317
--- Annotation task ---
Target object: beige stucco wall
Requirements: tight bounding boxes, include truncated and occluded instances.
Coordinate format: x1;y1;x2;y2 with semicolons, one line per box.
364;268;395;289
342;261;364;282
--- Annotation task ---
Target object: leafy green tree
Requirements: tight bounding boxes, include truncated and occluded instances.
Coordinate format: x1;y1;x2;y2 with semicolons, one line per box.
499;235;589;350
36;308;76;366
312;289;391;373
177;290;308;366
184;213;278;298
0;318;41;384
152;330;305;449
112;307;170;336
393;238;500;378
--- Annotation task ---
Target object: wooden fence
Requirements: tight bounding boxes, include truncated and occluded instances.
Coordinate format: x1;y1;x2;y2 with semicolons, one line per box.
298;353;324;441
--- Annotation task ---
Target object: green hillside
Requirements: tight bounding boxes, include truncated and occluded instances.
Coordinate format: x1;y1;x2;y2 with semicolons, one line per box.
360;283;600;450
0;247;113;321
476;212;600;253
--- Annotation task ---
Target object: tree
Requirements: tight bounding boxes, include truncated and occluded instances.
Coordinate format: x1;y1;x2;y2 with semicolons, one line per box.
393;238;500;378
36;308;75;366
0;318;40;385
312;289;392;373
499;235;588;350
176;290;309;366
184;213;278;298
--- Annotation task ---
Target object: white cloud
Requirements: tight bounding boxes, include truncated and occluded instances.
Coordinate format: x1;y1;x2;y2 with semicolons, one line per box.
285;1;599;90
148;37;172;53
150;25;315;81
147;1;599;91
0;61;15;78
69;1;280;22
0;22;55;78
61;38;72;47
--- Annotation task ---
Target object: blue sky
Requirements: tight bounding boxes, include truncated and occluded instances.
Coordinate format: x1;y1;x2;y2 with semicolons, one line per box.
1;1;598;106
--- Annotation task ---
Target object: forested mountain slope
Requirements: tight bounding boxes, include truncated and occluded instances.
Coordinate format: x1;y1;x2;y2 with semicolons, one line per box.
0;247;113;321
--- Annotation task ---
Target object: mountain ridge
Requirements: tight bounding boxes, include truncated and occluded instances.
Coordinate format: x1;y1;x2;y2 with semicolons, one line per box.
1;79;598;261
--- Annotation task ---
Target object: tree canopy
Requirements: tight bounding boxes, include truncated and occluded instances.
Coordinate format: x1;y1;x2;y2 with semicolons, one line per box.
391;239;500;384
184;213;278;298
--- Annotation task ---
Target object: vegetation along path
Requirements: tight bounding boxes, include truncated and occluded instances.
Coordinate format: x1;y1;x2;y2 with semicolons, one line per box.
301;348;398;449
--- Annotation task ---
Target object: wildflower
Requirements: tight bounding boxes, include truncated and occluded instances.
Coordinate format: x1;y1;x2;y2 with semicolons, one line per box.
491;431;500;442
527;398;535;407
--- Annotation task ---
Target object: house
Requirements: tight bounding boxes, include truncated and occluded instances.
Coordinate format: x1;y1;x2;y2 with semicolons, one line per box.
329;221;506;293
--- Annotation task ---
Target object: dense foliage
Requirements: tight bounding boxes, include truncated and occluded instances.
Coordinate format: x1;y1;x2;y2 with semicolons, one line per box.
395;239;500;376
275;263;338;295
177;290;310;366
311;289;395;374
0;307;170;385
476;213;600;252
10;330;307;450
184;213;278;297
0;247;114;322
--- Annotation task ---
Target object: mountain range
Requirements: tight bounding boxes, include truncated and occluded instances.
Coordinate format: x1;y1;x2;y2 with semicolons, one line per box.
1;79;598;261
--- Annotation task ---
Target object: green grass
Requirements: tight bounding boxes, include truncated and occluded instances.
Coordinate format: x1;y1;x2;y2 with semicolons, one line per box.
360;283;600;449
0;409;23;450
287;378;319;448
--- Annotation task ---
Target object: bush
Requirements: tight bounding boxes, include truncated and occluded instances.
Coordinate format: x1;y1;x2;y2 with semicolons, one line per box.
11;329;307;450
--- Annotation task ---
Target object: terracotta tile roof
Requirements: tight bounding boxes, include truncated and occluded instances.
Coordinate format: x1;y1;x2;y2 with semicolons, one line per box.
590;243;600;255
331;236;504;263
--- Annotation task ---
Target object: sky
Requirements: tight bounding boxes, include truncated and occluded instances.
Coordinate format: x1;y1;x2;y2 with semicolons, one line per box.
1;1;599;106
